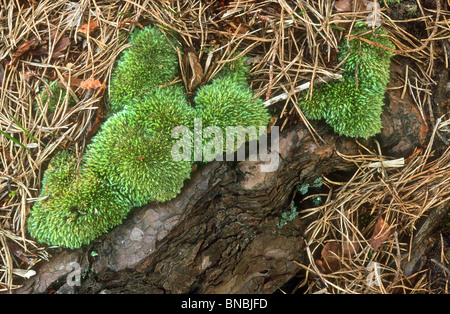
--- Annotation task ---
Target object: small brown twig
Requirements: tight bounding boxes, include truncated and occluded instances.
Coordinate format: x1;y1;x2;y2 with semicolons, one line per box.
263;73;342;108
257;13;280;101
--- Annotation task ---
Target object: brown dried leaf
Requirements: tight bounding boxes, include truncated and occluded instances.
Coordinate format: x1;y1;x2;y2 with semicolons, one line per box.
315;259;327;274
24;68;37;82
227;20;251;35
319;241;342;273
342;240;360;257
335;0;370;12
317;239;360;273
78;19;98;35
52;36;71;59
183;48;204;91
28;45;48;57
11;38;40;64
11;30;70;62
61;74;84;89
42;29;59;41
7;240;36;265
369;216;392;252
335;0;353;11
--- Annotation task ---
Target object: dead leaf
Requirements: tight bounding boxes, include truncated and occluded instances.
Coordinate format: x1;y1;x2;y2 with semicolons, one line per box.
11;38;40;64
369;216;392;252
42;29;59;42
183;48;204;91
51;36;71;58
342;240;360;257
335;0;353;11
315;259;328;274
334;0;370;12
316;239;360;273
11;30;71;63
7;240;36;265
28;45;48;57
319;241;342;273
61;74;85;89
226;20;251;35
78;19;98;35
23;68;37;82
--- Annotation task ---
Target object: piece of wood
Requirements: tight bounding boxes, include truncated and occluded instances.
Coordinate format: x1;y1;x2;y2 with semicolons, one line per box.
16;61;428;294
17;121;360;294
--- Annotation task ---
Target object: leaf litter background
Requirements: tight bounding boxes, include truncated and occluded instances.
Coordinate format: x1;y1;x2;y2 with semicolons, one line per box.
0;0;449;293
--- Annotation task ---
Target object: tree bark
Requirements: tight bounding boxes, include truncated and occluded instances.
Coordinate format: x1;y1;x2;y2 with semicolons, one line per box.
15;61;429;294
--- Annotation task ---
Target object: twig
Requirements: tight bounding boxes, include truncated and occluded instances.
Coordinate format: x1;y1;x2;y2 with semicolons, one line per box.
431;259;450;277
257;14;280;101
387;231;402;292
263;73;342;107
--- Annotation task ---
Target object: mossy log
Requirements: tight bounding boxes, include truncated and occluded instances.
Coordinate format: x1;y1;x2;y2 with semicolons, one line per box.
16;61;429;294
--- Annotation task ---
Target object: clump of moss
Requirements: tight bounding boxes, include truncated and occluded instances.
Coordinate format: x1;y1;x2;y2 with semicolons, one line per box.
84;88;195;207
27;25;270;248
298;24;395;138
108;26;180;114
27;151;133;249
195;76;270;151
193;56;270;159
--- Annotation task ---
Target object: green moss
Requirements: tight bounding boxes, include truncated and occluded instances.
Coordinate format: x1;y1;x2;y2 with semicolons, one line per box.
338;27;394;88
27;151;133;249
297;83;329;121
125;84;196;134
84;93;194;206
322;79;384;138
108;26;181;114
298;25;395;139
195;76;270;132
194;75;270;158
28;25;270;248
